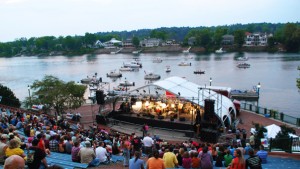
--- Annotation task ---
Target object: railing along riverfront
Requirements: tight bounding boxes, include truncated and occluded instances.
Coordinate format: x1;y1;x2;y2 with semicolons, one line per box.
240;102;300;127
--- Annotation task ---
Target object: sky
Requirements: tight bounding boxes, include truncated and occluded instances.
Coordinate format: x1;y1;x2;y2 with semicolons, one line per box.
0;0;299;42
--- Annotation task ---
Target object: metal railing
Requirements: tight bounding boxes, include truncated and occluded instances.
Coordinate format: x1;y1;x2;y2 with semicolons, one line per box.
269;137;300;153
240;102;300;127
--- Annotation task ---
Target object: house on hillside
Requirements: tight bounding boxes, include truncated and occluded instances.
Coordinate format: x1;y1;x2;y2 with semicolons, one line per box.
188;37;196;46
140;38;162;47
222;35;234;45
103;38;123;48
123;39;134;47
162;39;179;46
245;32;271;46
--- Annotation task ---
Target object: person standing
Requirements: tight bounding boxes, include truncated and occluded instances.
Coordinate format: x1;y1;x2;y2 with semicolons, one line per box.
129;151;144;169
146;149;165;169
246;148;262;169
142;134;153;155
249;133;255;148
27;139;48;169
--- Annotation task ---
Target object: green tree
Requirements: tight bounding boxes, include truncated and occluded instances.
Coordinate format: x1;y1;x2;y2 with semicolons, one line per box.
234;29;246;48
150;30;168;40
28;75;86;115
0;84;21;108
213;27;228;46
84;33;97;47
132;36;140;48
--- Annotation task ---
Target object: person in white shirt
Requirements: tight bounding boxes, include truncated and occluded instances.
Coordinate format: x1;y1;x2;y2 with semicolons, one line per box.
142;133;154;155
95;141;109;163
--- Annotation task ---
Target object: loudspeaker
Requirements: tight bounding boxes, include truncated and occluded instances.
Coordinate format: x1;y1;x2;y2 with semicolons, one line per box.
204;99;215;116
96;115;107;125
96;90;105;105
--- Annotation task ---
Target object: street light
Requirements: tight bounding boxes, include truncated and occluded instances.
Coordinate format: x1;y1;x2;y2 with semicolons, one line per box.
257;82;261;96
209;77;212;86
28;85;31;108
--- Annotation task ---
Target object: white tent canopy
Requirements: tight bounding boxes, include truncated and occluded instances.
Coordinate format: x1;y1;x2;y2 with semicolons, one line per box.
265;124;299;139
131;76;237;126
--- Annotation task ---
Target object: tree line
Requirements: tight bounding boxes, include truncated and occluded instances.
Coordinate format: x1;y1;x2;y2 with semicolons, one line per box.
1;22;300;57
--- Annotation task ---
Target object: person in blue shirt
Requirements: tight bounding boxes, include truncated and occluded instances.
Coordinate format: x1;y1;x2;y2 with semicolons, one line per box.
129;151;144;169
256;145;268;164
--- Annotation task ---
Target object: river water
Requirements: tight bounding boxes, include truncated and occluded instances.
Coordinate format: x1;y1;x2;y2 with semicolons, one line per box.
0;52;299;117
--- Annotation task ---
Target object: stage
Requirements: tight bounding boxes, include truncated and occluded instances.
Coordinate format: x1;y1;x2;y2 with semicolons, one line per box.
111;112;194;131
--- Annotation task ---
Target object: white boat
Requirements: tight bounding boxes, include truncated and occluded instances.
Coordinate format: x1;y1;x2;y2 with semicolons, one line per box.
107;70;122;78
237;63;251;68
236;56;249;61
152;57;163;63
178;62;191;66
144;73;161;80
107;86;129;96
215;47;225;53
119;67;134;71
182;46;191;54
165;66;171;73
123;61;142;68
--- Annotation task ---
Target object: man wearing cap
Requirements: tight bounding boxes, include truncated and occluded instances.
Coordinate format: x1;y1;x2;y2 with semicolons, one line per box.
78;141;100;167
0;134;8;164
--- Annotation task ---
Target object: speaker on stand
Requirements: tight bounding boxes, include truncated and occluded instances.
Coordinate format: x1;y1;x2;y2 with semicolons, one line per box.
96;90;105;105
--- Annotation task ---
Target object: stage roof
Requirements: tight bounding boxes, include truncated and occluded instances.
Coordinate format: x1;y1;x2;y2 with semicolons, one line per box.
133;76;236;125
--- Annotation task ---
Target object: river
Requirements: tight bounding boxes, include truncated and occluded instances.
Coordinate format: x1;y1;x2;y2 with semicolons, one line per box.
0;52;299;117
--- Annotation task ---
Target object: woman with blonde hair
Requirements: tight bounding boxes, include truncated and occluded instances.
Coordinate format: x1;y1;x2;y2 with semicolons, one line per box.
228;149;245;169
5;139;26;158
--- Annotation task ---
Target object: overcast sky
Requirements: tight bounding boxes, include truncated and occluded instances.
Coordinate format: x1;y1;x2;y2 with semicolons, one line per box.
0;0;299;42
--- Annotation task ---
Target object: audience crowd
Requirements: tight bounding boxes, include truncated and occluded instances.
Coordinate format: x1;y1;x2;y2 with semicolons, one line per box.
0;105;267;169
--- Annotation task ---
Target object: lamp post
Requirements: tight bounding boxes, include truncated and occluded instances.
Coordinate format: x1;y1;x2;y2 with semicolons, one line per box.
256;82;261;114
27;85;31;108
209;77;212;86
257;82;261;97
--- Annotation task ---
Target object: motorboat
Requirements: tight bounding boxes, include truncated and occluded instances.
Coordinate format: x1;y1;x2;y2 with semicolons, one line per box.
165;66;171;73
119;80;135;86
107;70;122;78
236;56;249;61
123;61;142;68
119;66;134;71
80;77;92;84
194;70;205;74
182;46;191;54
178;62;191;66
237;63;250;68
107;86;129;96
215;47;225;53
152;57;163;63
144;73;161;80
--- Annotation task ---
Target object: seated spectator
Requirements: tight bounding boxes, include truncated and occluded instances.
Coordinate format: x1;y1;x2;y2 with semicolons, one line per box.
256;145;268;164
96;141;109;164
112;142;121;155
3;155;25;169
129;151;144;169
246;148;262;169
5;139;26;159
49;135;59;152
224;149;233;167
78;141;100;167
71;142;81;162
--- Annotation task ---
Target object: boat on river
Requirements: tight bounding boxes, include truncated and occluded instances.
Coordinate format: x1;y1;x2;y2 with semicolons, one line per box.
107;70;122;78
165;66;171;73
215;47;225;53
119;80;135;86
178;62;191;66
236;56;249;61
123;61;142;68
152;57;163;63
144;73;161;80
237;63;250;68
194;70;205;74
119;66;134;71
